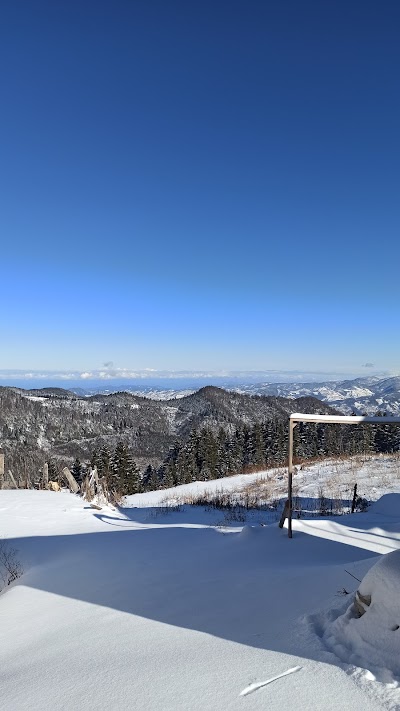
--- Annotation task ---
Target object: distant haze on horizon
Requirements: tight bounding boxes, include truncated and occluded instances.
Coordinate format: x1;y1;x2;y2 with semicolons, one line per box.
1;1;399;372
0;368;396;391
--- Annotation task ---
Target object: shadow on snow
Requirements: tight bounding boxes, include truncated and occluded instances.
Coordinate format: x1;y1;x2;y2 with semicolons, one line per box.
5;506;387;665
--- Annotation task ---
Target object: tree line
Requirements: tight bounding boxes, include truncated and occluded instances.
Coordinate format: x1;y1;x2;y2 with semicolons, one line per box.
80;414;400;496
146;414;399;491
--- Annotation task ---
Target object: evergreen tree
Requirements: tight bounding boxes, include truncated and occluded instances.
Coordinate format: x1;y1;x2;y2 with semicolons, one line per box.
142;464;154;491
199;428;218;479
90;448;100;471
216;427;229;477
226;427;243;473
185;430;201;482
249;423;265;468
47;458;58;482
97;445;112;485
163;442;180;486
72;457;83;485
374;412;398;453
241;425;252;469
111;442;139;495
150;466;161;490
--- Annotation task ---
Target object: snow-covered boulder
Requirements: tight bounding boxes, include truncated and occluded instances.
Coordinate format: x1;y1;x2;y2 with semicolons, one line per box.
355;549;400;627
323;549;400;680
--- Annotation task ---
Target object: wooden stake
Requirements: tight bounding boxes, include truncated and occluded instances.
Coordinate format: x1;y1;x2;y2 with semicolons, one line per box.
287;420;296;538
278;499;289;528
351;483;358;513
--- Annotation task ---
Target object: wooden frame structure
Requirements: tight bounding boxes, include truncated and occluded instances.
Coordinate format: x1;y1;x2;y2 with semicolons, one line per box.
285;412;400;538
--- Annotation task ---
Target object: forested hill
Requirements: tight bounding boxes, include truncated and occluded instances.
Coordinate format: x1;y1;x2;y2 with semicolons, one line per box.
2;384;398;492
0;385;335;481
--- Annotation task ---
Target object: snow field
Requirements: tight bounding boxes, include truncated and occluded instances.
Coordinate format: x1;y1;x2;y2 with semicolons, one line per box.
2;456;400;709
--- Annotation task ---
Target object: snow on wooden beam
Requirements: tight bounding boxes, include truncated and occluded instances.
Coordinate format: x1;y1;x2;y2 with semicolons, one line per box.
290;413;400;425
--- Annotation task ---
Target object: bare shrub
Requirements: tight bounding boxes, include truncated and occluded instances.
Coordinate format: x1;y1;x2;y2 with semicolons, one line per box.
181;489;237;510
318;487;329;516
293;496;303;519
0;540;23;591
221;506;246;523
354;495;369;512
150;502;183;517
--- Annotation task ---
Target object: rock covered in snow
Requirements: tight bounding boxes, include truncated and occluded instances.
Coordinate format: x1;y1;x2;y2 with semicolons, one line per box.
353;590;371;618
323;549;400;681
357;548;400;627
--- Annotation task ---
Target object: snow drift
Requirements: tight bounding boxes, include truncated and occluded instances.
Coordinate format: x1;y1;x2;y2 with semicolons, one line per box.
322;547;400;683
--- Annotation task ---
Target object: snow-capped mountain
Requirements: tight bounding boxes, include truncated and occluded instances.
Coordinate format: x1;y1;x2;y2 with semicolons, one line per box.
68;375;400;415
234;376;400;415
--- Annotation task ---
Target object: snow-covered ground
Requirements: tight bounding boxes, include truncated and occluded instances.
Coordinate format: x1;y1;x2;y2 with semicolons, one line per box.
126;453;400;525
2;456;400;710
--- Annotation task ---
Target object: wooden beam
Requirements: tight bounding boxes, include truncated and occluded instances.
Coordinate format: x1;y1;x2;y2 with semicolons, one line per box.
290;413;400;425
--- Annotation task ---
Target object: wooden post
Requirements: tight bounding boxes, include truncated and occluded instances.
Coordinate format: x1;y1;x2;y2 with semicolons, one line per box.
0;449;4;488
351;483;358;513
287;419;297;539
278;499;289;528
42;462;49;489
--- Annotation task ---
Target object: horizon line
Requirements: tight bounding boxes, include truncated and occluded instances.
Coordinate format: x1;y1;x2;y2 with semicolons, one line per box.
0;367;395;384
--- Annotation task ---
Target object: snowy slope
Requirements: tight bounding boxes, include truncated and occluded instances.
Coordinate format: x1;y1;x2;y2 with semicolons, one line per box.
125;453;400;522
2;470;400;709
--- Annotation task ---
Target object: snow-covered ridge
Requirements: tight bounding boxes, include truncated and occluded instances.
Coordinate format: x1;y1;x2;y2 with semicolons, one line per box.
60;375;400;415
233;375;400;415
9;374;400;415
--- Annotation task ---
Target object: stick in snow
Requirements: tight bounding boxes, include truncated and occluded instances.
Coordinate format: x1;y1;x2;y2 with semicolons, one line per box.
344;569;361;583
240;666;302;697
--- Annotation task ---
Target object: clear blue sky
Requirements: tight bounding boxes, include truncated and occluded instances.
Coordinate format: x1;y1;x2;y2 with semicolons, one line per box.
1;0;399;375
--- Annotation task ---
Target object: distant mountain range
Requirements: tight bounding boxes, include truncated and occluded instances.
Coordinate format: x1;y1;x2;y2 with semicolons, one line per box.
234;376;400;415
2;377;399;486
66;375;400;416
0;385;334;480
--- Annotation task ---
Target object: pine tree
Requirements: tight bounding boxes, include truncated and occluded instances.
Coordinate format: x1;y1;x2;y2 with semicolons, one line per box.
216;427;229;477
72;457;83;485
198;428;218;479
374;412;398;454
47;458;58;482
90;448;100;471
163;442;180;486
98;445;112;485
249;423;265;468
263;420;276;465
142;464;154;491
185;430;201;482
149;465;161;490
112;442;139;495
